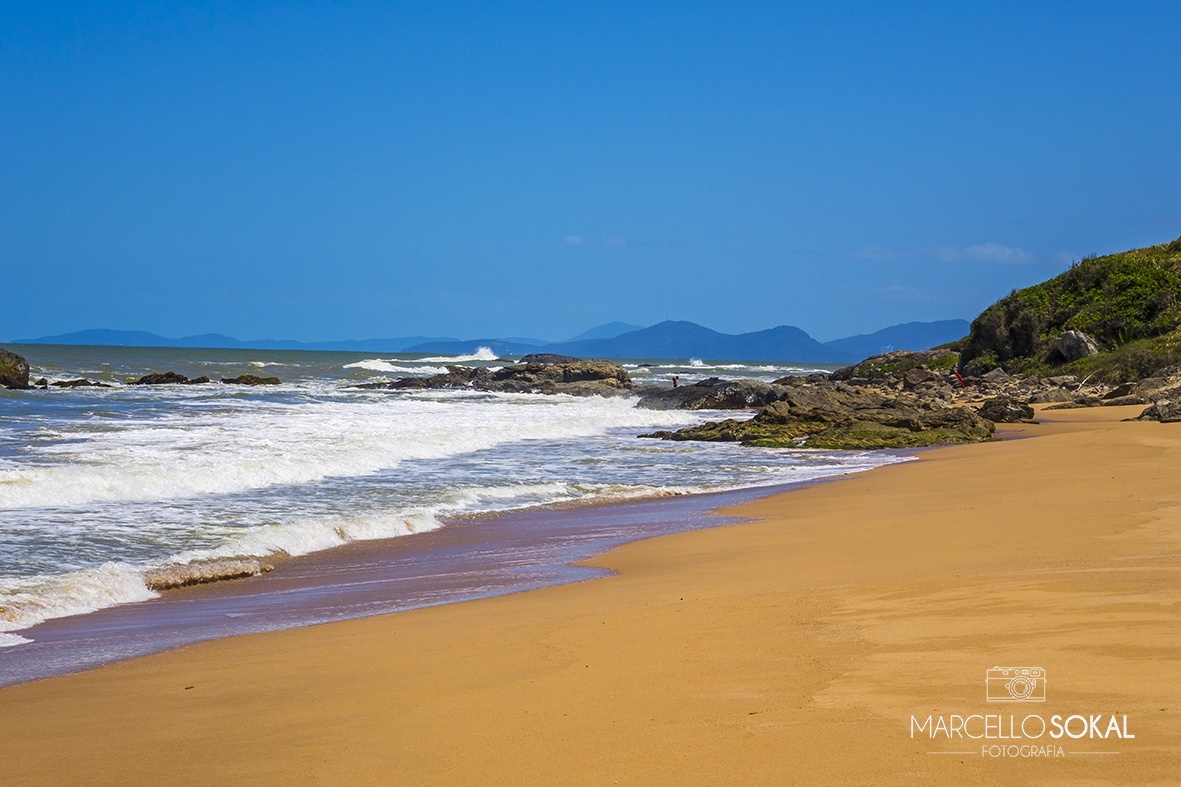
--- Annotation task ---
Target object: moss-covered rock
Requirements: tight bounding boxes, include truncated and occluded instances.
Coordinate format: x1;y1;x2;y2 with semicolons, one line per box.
829;349;959;382
0;348;30;389
642;385;994;450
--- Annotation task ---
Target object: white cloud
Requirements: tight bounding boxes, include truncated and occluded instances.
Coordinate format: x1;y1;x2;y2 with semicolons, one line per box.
854;246;901;260
960;242;1036;264
564;235;588;246
857;242;1037;265
602;236;627;247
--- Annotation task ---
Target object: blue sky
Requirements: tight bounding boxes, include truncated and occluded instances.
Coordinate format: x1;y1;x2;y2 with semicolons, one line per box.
3;2;1179;342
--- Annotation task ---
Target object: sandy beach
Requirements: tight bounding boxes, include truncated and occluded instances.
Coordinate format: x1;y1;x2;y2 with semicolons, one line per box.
3;404;1179;785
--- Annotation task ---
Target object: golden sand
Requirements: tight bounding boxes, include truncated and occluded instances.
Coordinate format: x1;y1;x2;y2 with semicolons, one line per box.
3;405;1179;785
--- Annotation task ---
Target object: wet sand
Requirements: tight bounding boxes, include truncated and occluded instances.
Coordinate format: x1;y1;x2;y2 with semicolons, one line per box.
3;405;1179;785
0;482;820;687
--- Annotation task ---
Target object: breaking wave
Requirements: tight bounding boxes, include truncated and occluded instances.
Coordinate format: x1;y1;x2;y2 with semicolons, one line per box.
343;359;449;375
0;394;697;509
417;346;498;363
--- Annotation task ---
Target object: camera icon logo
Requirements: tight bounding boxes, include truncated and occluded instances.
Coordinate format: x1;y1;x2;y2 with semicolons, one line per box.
985;666;1046;702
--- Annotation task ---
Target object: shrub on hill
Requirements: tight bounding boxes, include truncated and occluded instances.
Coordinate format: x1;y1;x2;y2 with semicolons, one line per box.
959;236;1181;382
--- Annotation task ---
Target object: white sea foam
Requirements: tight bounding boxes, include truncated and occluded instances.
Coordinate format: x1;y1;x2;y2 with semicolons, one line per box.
0;394;699;509
689;358;705;367
418;346;498;362
0;480;695;635
343;359;448;374
0;563;159;635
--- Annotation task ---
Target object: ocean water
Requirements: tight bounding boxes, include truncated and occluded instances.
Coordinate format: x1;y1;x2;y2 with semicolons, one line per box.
0;344;897;648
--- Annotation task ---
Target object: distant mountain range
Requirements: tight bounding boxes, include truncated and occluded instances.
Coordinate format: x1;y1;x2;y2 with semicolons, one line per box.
819;320;972;362
546;322;837;363
10;319;969;364
6;328;464;353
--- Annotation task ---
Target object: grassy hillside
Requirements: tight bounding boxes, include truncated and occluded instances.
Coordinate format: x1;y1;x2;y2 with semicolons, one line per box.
958;236;1181;382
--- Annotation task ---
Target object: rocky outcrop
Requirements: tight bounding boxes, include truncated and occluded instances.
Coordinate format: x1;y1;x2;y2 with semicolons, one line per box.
642;384;994;449
358;359;632;397
132;372;211;385
1136;399;1181;423
517;353;582;365
51;379;111;388
1045;395;1102;410
979;396;1034;423
635;378;786;410
222;374;280;385
1056;330;1100;361
1102;395;1147;406
0;348;30;389
830;349;959;382
903;367;941;389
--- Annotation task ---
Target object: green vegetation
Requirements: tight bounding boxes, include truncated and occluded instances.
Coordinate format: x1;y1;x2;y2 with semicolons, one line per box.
832;349;958;381
961;236;1181;382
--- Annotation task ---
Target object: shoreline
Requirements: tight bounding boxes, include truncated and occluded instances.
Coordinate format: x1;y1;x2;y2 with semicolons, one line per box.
0;464;897;688
4;405;1179;783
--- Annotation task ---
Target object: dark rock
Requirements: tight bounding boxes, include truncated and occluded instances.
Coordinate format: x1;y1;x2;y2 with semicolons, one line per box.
1045;395;1101;410
1102;382;1136;400
979;396;1035;423
847;376;893;388
1137;399;1181;423
133;371;190;385
132;371;210;385
222;374;281;386
1056;330;1100;361
1029;389;1075;404
980;367;1011;383
1046;375;1078;387
0;348;30;389
642;384;993;449
1131;373;1181;401
1044;401;1087;410
34;377;48;388
635;378;787;410
51;379;112;388
517;353;581;365
1101;395;1148;407
772;373;830;386
356;360;632;397
903;367;940;389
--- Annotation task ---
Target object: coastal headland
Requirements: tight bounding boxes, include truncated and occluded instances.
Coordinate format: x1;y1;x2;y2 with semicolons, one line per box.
3;404;1178;784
